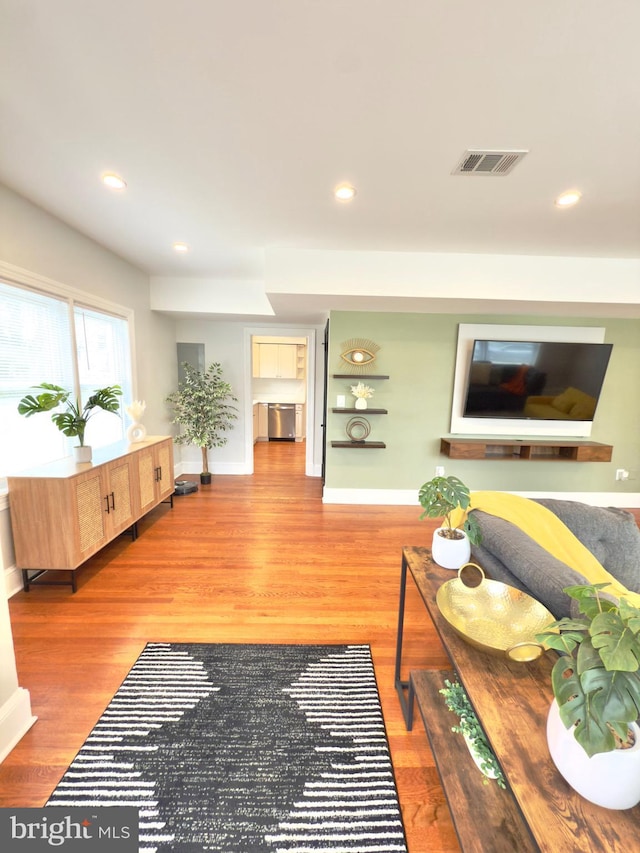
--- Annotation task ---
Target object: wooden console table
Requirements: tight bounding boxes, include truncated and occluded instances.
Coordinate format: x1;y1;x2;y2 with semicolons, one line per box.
395;546;638;852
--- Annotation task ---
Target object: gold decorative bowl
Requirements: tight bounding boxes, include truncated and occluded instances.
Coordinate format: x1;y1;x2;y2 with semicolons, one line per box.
436;563;556;662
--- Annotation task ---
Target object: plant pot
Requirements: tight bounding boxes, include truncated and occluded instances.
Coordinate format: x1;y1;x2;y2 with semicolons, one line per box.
461;729;499;781
354;397;368;410
431;527;471;570
200;473;212;485
546;699;640;810
73;445;92;463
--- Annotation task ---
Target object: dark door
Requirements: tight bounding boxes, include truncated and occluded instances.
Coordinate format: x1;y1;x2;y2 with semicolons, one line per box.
321;320;329;484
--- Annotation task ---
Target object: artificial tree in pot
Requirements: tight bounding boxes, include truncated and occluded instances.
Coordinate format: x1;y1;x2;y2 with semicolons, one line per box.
166;362;238;484
536;583;640;809
418;474;482;569
18;383;122;462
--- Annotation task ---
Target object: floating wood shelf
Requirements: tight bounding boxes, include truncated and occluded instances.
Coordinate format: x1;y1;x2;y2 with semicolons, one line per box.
440;437;613;462
331;441;386;449
332;374;389;380
331;407;388;414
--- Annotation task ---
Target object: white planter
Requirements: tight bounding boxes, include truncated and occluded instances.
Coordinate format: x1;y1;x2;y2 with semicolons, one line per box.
431;527;471;570
73;445;92;463
462;730;498;780
546;699;640;810
354;397;368;410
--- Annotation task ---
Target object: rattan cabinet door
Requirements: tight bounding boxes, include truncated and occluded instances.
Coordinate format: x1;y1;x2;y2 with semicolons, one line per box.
155;439;174;502
136;446;157;515
104;456;136;537
136;439;174;513
73;468;108;560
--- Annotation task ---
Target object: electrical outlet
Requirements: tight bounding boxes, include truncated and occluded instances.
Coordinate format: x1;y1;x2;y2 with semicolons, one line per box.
435;466;445;477
616;468;630;481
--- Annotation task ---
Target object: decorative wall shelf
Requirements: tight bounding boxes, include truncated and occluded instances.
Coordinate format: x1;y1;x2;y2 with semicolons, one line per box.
331;441;386;449
332;374;389;380
440;437;613;462
332;407;388;414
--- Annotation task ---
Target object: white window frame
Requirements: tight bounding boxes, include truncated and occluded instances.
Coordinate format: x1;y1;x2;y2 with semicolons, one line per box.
0;260;137;489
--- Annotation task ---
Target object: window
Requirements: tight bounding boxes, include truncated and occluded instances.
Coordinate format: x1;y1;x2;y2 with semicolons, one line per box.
0;278;133;482
74;306;132;448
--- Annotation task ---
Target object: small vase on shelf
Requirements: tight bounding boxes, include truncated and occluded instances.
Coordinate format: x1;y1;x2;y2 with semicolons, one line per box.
350;382;374;411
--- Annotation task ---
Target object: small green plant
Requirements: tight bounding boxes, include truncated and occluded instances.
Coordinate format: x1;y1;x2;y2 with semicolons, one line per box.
440;679;505;787
418;474;482;544
18;383;122;446
536;583;640;757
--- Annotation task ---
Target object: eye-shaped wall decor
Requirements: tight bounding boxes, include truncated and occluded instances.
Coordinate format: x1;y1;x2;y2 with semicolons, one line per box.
339;338;380;372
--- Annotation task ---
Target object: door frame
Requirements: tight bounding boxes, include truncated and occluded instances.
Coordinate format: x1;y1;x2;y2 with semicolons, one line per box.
243;325;319;476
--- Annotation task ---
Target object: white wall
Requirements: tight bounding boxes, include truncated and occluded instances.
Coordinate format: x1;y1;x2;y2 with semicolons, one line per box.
0;185;178;437
0;183;178;762
174;319;325;477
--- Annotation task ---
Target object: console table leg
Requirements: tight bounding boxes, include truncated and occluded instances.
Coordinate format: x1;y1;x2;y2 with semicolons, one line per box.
394;551;414;729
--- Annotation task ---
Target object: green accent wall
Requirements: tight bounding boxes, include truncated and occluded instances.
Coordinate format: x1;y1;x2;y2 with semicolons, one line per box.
325;311;640;494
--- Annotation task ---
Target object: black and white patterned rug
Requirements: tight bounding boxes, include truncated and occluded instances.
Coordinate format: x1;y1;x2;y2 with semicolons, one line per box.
47;643;408;852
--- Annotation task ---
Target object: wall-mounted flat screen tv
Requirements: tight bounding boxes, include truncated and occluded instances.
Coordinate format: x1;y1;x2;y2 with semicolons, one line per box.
463;340;613;421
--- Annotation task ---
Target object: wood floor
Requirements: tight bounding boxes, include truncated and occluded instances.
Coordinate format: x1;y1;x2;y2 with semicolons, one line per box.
3;441;637;851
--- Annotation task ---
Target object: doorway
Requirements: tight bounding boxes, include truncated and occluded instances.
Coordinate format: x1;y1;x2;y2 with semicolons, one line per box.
245;327;318;477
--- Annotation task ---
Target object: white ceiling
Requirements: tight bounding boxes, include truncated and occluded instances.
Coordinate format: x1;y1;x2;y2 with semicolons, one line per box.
2;1;640;321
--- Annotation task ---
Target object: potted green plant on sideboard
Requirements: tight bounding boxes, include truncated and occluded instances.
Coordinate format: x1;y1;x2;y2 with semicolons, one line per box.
536;583;640;809
418;474;482;569
18;383;123;462
166;362;238;484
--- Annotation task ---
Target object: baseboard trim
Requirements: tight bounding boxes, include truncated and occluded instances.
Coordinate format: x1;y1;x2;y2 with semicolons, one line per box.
322;488;640;507
0;687;37;764
4;566;23;598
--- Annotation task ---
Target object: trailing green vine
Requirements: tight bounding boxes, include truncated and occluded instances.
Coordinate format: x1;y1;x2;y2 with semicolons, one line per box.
440;679;506;788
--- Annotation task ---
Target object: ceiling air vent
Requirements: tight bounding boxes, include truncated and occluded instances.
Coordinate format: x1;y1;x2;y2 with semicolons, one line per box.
452;149;528;176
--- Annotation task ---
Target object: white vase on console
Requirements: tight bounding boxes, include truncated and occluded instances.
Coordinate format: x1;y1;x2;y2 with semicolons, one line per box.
431;528;471;570
547;699;640;810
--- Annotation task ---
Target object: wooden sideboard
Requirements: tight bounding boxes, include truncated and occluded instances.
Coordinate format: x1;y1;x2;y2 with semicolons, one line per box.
7;436;174;592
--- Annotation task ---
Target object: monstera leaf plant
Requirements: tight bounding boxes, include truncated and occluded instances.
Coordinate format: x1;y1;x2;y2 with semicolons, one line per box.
18;383;122;446
418;474;482;544
536;583;640;757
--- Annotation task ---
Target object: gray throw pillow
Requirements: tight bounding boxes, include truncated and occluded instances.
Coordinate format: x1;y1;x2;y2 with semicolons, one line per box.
534;499;640;594
471;510;588;618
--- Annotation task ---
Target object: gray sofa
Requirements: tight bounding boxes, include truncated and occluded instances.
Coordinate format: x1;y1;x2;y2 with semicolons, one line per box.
469;498;640;618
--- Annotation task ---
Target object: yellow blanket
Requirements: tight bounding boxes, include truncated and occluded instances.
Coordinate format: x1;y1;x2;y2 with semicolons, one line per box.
451;490;640;607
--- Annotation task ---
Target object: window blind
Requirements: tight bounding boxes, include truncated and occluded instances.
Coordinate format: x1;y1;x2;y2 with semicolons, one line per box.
74;306;132;447
0;280;74;475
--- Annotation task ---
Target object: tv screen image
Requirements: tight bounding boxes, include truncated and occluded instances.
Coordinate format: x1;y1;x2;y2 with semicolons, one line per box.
463;340;613;421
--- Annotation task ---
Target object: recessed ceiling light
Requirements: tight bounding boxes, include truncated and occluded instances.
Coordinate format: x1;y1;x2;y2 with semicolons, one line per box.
334;183;356;202
555;190;582;208
102;173;127;190
173;242;190;253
